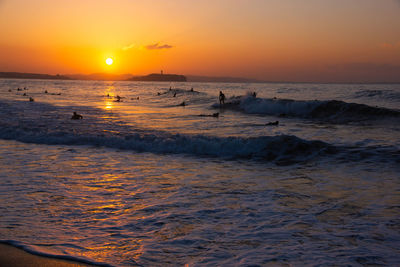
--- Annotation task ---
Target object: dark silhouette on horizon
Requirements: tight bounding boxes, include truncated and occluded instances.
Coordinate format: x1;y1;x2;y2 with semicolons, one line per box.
71;112;83;120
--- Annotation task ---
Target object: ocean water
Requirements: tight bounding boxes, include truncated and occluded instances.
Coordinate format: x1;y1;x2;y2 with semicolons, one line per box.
0;79;399;266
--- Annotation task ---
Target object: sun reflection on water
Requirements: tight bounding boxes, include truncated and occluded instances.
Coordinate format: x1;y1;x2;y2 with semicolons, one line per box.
103;84;116;110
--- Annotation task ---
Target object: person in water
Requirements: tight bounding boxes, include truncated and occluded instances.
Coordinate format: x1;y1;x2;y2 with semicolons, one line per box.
219;91;226;106
266;121;279;126
71;112;83;120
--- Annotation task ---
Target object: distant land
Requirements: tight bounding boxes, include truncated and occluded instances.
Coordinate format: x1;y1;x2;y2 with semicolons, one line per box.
0;71;256;83
1;71;397;84
0;72;71;80
0;71;260;83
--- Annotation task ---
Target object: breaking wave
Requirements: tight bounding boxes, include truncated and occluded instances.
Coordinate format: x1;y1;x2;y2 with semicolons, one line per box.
213;96;400;122
0;99;398;164
0;124;331;164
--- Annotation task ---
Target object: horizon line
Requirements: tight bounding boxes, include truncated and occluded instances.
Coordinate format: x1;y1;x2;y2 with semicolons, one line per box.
0;71;399;84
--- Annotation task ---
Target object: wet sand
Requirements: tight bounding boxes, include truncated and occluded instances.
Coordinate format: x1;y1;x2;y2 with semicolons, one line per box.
0;243;95;267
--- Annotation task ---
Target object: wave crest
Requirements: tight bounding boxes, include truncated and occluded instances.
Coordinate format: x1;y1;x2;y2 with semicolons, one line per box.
214;96;400;122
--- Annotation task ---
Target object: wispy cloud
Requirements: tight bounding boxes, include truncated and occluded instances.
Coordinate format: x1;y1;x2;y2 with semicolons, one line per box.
122;43;136;51
145;43;173;50
379;41;400;49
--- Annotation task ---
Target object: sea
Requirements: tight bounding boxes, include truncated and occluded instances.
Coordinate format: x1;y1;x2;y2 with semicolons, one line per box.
0;79;399;266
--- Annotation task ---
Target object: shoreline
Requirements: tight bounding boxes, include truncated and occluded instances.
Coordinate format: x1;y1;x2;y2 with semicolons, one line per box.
0;243;97;267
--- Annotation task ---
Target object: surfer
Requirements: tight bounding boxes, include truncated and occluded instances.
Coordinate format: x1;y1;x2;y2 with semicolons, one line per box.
266;121;279;126
29;97;34;102
178;101;186;106
198;112;219;118
71;112;83;120
219;91;226;106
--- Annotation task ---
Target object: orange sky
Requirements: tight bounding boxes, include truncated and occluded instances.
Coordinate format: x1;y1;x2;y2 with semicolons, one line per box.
0;0;399;82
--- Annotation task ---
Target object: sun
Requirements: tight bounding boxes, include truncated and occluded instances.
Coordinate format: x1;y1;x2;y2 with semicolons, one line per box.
106;58;113;65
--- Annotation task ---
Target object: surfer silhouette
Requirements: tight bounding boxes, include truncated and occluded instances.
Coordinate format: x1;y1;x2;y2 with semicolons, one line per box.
219;91;226;106
266;121;279;126
71;112;83;120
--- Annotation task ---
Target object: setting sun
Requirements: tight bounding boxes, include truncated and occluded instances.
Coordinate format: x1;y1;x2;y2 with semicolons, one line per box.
106;58;113;65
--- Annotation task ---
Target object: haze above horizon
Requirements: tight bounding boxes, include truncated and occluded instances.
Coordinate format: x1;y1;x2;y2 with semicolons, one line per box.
0;0;399;83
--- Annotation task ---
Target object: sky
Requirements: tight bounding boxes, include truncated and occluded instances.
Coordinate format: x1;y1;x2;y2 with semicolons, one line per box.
0;0;399;82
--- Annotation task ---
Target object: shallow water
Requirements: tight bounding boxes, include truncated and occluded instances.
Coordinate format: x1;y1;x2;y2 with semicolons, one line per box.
0;79;399;266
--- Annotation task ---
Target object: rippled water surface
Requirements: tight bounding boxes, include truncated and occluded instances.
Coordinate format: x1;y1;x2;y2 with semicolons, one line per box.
0;79;399;266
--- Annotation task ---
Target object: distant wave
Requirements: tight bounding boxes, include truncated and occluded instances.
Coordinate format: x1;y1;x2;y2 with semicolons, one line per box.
213;96;400;122
353;89;400;100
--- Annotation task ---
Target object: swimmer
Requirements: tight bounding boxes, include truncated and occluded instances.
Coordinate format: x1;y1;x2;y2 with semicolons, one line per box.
29;97;34;102
198;112;219;118
71;112;83;120
266;121;279;126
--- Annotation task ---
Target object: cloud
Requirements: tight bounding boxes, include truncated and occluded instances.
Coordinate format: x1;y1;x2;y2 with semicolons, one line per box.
379;41;400;49
122;43;136;51
145;43;173;50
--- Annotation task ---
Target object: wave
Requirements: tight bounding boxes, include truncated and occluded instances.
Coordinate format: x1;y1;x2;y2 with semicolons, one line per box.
0;124;331;164
213;96;400;122
353;89;400;100
0;100;398;164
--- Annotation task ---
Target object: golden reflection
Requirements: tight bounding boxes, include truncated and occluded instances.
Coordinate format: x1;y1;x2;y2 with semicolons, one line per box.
103;84;116;110
104;100;114;110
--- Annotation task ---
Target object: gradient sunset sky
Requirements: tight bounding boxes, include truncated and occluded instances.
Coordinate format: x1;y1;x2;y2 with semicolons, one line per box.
1;0;399;82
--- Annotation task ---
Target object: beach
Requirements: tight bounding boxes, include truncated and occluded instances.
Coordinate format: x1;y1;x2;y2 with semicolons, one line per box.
0;243;94;267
